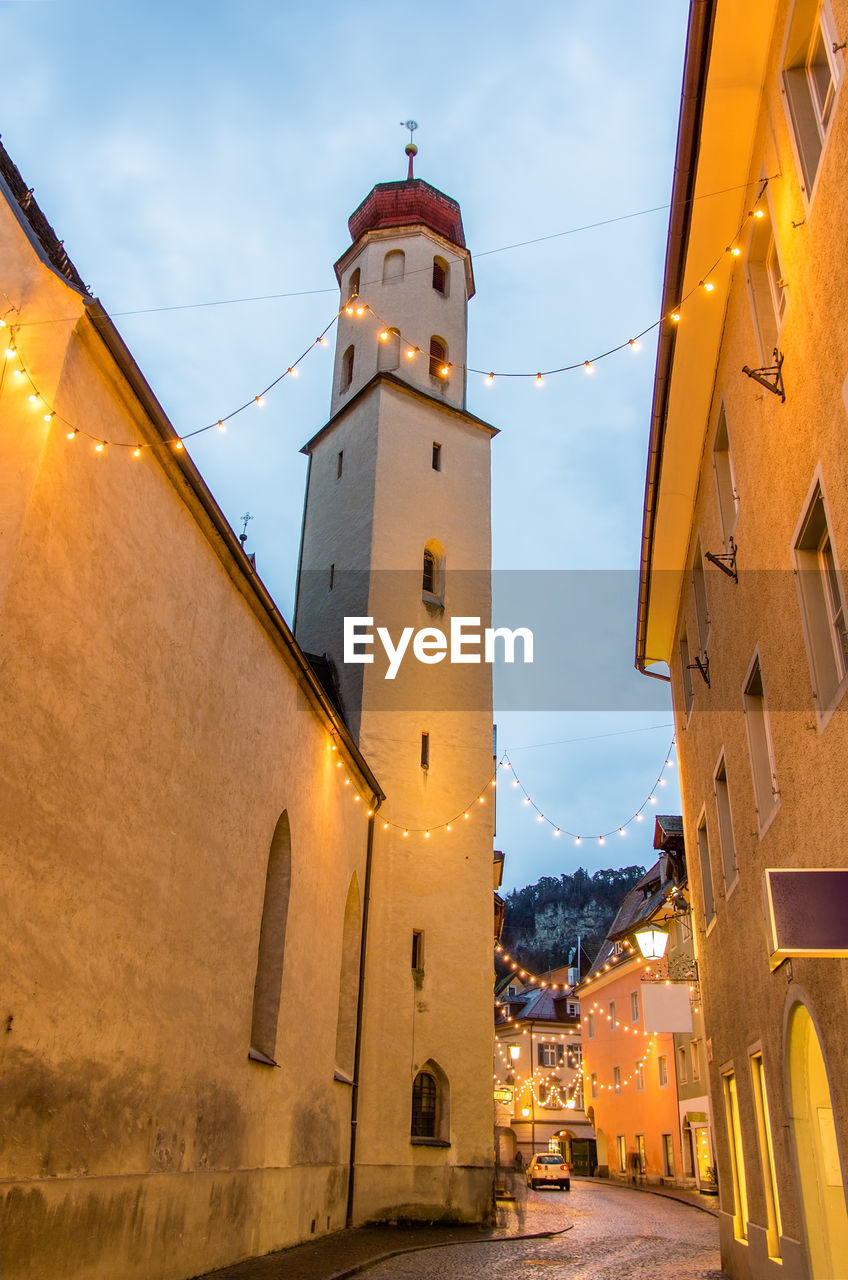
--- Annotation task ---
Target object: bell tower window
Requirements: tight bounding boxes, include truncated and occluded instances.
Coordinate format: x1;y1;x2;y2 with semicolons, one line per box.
429;336;448;380
341;345;354;393
348;267;361;299
383;249;405;283
432;256;448;295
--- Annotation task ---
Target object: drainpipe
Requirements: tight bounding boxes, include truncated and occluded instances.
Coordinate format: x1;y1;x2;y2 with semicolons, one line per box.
346;811;376;1227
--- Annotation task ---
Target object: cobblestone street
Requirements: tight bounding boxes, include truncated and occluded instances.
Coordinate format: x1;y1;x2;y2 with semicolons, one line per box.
363;1183;726;1280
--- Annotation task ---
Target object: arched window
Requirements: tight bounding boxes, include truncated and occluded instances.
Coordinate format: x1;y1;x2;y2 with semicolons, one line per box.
432;256;448;295
378;327;400;372
349;267;361;298
249;811;292;1065
412;1072;437;1137
411;1060;450;1143
334;875;361;1079
341;345;354;392
429;336;448;380
422;540;445;604
383;249;405;283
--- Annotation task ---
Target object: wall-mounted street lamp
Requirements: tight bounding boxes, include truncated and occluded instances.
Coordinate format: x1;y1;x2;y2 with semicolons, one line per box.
509;1045;521;1061
634;925;669;960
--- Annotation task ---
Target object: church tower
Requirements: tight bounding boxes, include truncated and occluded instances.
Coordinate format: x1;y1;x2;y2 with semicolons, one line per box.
295;145;497;1223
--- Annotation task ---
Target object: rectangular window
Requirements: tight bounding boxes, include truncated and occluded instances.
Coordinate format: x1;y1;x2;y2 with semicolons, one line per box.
337;449;344;479
630;990;640;1022
691;1039;702;1082
636;1134;647;1173
608;1000;616;1030
635;1060;645;1091
696;813;716;926
420;731;430;770
751;1053;783;1259
613;1065;621;1094
723;1070;750;1241
680;628;694;716
677;1045;688;1084
692;539;710;654
539;1042;558;1068
658;1054;669;1087
747;205;786;357
783;0;840;194
432;442;442;471
617;1134;627;1174
744;656;779;830
588;1012;594;1038
713;405;739;545
794;483;848;714
591;1073;598;1099
662;1133;675;1177
411;930;424;971
714;755;738;890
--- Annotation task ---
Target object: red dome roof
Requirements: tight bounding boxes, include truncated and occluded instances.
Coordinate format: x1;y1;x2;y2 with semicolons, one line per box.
348;179;466;249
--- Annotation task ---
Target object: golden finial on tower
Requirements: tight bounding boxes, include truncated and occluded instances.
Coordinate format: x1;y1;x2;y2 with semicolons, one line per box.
400;119;418;179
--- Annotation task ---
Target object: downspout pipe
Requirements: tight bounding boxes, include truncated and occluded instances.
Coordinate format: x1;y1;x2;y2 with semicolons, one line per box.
346;811;376;1227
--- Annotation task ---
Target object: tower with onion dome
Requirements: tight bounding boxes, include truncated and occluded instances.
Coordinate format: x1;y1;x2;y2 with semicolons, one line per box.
295;140;498;1224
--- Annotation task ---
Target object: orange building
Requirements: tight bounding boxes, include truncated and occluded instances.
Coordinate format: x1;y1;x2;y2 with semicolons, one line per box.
576;863;684;1184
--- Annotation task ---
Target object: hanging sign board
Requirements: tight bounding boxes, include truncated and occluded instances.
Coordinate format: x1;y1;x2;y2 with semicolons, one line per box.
641;980;693;1032
763;869;848;970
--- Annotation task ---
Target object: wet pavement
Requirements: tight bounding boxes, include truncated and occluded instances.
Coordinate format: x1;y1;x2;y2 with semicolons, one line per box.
196;1178;725;1280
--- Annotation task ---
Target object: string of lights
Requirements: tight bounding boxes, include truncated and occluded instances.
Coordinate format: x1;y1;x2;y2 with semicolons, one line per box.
0;177;774;456
499;738;676;844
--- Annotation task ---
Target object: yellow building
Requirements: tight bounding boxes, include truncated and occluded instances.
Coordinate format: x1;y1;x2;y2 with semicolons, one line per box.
637;2;848;1277
0;139;495;1279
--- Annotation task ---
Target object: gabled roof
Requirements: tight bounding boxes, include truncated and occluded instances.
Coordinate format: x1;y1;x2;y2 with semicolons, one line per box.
0;138;89;294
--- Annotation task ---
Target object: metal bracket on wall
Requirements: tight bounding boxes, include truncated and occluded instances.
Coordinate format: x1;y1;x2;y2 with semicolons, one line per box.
704;537;738;583
742;348;785;402
687;652;710;687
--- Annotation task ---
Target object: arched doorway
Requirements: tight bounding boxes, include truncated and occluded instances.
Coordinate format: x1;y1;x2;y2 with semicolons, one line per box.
787;1000;848;1278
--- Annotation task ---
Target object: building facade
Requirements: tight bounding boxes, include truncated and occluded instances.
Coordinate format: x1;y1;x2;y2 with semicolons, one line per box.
637;2;848;1277
0;141;496;1280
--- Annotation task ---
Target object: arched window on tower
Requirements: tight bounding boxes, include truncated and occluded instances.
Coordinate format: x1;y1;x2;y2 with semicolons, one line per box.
341;345;354;392
411;1060;450;1144
383;249;405;283
432;256;449;295
348;267;360;299
422;540;445;604
429;336;448;380
378;327;400;372
249;810;292;1065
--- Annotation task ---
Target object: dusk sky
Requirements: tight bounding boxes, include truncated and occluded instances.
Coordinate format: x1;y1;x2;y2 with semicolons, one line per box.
3;0;688;891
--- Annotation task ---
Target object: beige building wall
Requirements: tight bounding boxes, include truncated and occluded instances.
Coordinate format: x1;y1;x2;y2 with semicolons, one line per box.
0;170;382;1278
639;3;848;1278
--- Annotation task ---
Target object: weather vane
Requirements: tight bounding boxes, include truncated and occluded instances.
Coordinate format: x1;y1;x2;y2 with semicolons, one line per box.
239;511;253;548
400;119;419;179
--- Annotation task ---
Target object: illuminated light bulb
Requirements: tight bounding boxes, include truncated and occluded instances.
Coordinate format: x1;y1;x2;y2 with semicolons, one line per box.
43;412;53;423
523;797;530;806
383;822;389;830
95;442;105;453
535;373;544;387
336;761;343;768
12;369;22;377
754;208;765;218
344;778;350;786
217;420;226;433
379;330;389;342
353;794;360;803
512;779;519;788
702;280;715;293
584;360;593;373
424;831;430;838
0;318;6;327
478;796;485;804
317;336;328;346
670;311;681;323
406;348;416;359
730;246;741;257
628;339;641;351
658;778;667;787
67;428;78;441
635;812;643;821
254;395;265;407
649;795;657;804
490;779;496;787
445;824;451;832
28;393;40;405
5;347;16;359
619;827;626;837
366;809;373;817
554;828;561;837
355;305;366;316
344;305;355;315
440;365;449;377
537;814;544;823
502;761;511;770
132;447;142;458
575;836;581;846
599;836;605;845
485;373;494;386
463;812;470;820
175;440;184;450
665;758;674;768
288;367;299;377
403;830;409;838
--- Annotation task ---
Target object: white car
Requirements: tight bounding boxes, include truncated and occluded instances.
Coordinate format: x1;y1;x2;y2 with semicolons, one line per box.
526;1153;571;1190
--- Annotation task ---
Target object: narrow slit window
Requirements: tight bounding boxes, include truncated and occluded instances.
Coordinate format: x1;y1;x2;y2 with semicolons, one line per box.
337;450;344;479
341;345;354;392
432;442;442;471
329;563;335;591
692;539;710;653
422;548;436;595
696;813;716;926
349;267;360;298
713;407;739;546
420;731;430;769
411;1071;437;1137
680;628;694;715
411;930;424;971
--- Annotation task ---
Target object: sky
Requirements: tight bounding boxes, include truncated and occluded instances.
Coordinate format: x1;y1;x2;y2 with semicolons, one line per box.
2;0;687;892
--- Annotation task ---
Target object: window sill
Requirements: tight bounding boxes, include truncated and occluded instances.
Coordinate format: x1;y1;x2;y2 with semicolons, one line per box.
411;1137;450;1147
422;591;444;609
248;1048;279;1067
